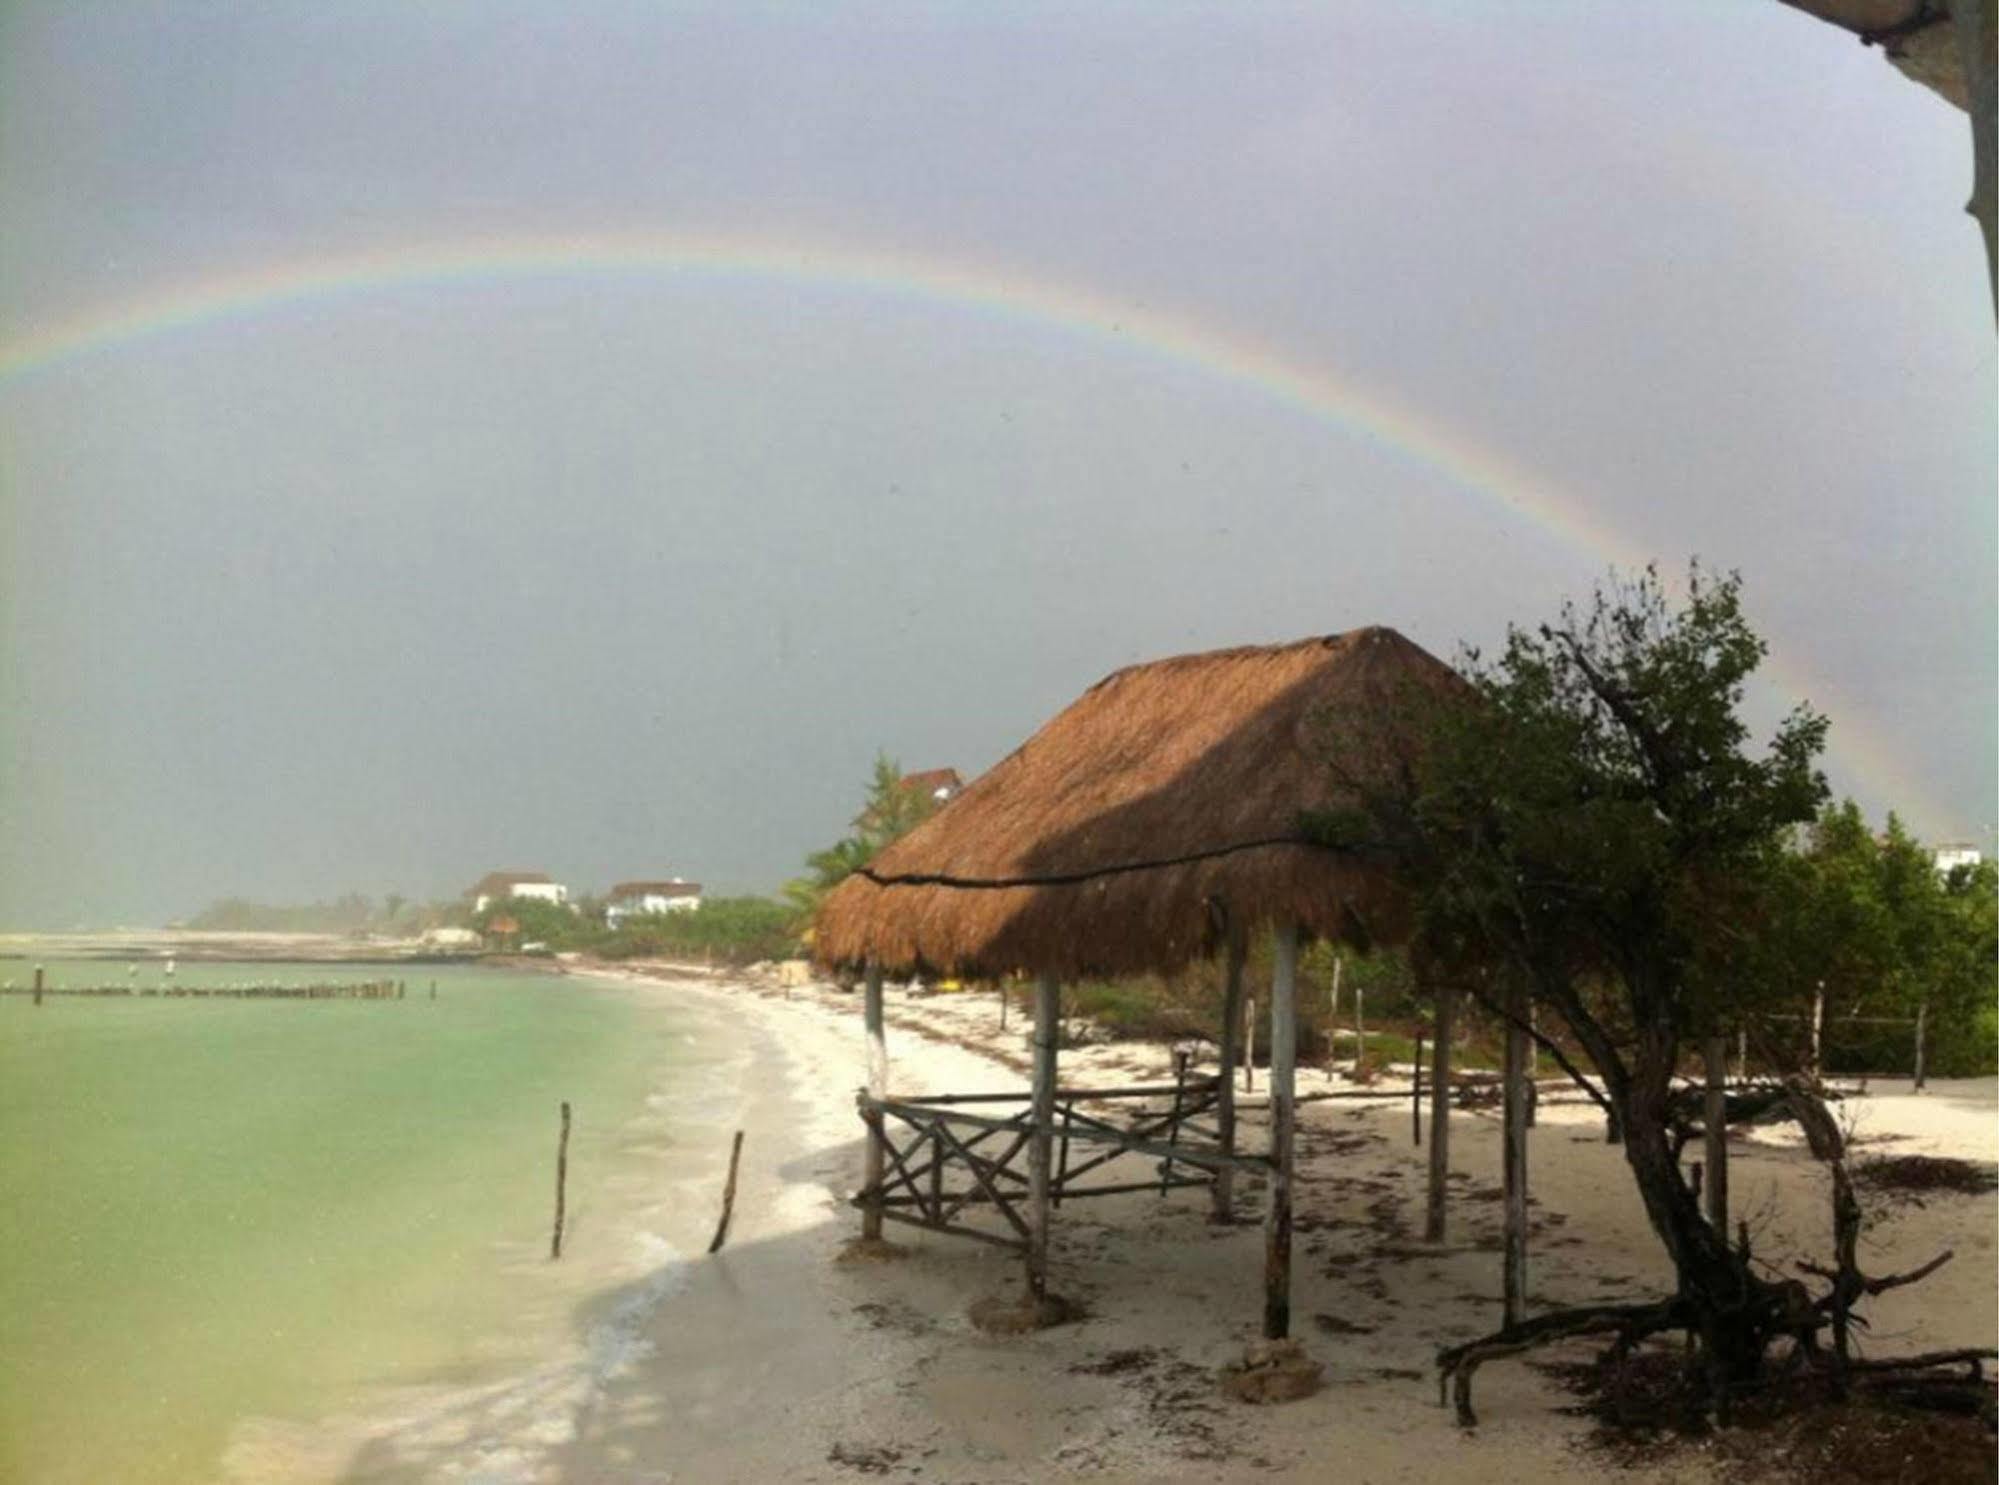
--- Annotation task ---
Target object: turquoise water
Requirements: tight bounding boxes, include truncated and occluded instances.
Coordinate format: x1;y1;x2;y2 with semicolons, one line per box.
0;961;711;1485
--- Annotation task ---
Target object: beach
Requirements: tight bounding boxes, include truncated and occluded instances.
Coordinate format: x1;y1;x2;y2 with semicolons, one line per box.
8;949;1986;1483
435;963;1996;1485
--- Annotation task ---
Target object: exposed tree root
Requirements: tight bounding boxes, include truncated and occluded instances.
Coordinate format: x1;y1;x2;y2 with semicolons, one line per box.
1434;1074;1987;1433
1436;1299;1687;1426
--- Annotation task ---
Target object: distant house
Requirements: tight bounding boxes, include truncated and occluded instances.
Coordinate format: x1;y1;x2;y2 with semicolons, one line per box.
468;871;570;914
420;926;481;950
605;879;704;925
1933;842;1983;875
900;768;964;806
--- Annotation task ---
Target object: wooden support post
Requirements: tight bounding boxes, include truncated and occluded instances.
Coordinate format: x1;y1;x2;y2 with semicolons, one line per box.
1353;985;1366;1077
1162;1050;1190;1197
1213;920;1246;1222
1265;919;1299;1340
1027;975;1061;1300
1703;1036;1728;1237
1243;997;1255;1094
1328;954;1343;1075
550;1100;572;1260
1525;1003;1539;1128
1425;980;1454;1244
1736;1026;1747;1083
1502;981;1530;1327
1913;1001;1928;1092
998;981;1008;1033
862;959;887;1242
1412;1032;1425;1147
1810;987;1825;1078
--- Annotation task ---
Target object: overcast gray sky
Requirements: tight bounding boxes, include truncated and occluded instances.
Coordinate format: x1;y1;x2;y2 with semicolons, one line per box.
2;1;1992;928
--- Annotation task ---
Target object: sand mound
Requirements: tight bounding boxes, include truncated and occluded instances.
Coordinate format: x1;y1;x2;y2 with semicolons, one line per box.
1219;1339;1324;1404
968;1292;1079;1334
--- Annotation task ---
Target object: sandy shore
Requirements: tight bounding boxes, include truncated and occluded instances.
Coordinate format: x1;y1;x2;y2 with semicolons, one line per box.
457;963;1993;1485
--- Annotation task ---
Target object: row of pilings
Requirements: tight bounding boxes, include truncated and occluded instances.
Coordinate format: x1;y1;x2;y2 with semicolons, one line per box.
4;972;413;1001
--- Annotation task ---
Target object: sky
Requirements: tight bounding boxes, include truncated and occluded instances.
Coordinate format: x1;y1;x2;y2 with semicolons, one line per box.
1;1;1992;928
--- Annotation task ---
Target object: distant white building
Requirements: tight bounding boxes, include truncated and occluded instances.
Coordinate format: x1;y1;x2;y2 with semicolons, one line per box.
468;871;570;914
605;879;703;925
1933;842;1983;875
420;926;481;950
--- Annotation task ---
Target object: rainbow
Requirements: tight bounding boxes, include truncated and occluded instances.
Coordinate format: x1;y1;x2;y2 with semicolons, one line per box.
0;230;1950;831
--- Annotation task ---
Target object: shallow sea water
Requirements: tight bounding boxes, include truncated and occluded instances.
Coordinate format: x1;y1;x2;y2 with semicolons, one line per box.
0;960;731;1484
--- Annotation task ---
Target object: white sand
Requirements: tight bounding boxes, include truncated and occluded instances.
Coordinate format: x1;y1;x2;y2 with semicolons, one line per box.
353;965;1999;1483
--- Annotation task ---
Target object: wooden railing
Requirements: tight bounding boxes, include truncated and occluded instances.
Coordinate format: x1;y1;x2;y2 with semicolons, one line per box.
855;1073;1265;1251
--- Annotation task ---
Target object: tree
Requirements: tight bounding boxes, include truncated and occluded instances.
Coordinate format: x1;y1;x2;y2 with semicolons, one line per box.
785;753;948;923
1313;564;1982;1421
472;895;591;951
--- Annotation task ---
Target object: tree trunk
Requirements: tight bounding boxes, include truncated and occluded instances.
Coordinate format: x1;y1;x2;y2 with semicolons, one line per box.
1615;1070;1766;1391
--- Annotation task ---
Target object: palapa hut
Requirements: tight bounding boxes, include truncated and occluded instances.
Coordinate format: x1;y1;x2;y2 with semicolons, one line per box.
817;627;1473;1348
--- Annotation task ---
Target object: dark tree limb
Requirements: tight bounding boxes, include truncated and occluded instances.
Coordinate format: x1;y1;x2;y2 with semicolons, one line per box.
1436;1299;1687;1426
1798;1247;1955;1299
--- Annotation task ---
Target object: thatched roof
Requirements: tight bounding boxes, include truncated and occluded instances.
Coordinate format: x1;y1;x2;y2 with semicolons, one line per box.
814;627;1464;979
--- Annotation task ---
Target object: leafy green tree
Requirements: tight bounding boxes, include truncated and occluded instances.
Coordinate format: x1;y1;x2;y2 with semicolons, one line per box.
473;895;594;951
785;752;946;923
1754;804;1997;1076
1313;564;1836;1408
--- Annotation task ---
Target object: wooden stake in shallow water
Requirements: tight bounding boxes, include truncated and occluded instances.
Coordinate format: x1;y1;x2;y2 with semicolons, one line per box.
550;1101;572;1261
708;1129;746;1254
33;966;43;1007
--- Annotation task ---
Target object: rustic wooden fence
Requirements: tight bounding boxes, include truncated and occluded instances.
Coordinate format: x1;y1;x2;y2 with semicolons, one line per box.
855;1074;1263;1251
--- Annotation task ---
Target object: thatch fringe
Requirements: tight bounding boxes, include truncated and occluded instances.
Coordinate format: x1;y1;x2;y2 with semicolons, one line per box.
815;627;1463;979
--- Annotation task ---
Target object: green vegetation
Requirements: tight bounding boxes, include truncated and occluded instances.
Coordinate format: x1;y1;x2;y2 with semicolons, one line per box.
593;897;800;965
470;894;800;966
1311;563;1836;1403
784;753;945;924
1761;803;1998;1077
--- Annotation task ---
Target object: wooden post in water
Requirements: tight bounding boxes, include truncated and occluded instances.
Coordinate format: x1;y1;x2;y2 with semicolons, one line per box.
1425;979;1454;1244
707;1130;745;1253
33;965;44;1007
1703;1036;1729;1237
1213;917;1246;1222
430;980;437;1001
1502;981;1530;1327
550;1101;572;1260
1264;919;1299;1340
1026;975;1061;1300
861;958;887;1242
